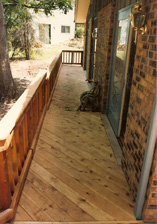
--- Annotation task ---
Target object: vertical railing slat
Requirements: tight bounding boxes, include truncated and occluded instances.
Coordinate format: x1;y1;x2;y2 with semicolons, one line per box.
24;112;29;155
19;121;25;165
11;135;19;184
62;50;83;65
30;101;34;143
6;145;15;194
22;115;27;158
27;106;31;149
32;98;36;140
14;127;22;173
39;87;42;119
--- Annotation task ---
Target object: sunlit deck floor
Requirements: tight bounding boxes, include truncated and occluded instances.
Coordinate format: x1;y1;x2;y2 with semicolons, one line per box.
13;65;142;224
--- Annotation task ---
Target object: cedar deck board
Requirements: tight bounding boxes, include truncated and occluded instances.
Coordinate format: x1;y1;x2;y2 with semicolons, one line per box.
13;65;142;223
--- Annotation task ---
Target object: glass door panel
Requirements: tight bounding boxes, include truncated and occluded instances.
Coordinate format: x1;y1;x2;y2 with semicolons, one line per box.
108;8;131;136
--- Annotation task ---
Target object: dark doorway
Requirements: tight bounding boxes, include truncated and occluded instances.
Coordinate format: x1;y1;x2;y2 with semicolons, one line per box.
119;30;136;144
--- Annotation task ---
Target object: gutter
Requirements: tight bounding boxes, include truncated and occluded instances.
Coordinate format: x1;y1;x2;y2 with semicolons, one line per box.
135;89;157;219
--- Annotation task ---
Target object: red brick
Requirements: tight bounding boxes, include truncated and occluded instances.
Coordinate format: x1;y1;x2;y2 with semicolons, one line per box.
95;2;115;112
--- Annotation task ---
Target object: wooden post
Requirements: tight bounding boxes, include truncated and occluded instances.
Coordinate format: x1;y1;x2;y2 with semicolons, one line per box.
0;151;11;210
6;145;15;194
81;51;83;66
72;51;74;64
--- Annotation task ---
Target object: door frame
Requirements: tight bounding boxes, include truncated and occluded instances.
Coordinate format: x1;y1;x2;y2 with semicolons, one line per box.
107;4;134;137
117;24;133;136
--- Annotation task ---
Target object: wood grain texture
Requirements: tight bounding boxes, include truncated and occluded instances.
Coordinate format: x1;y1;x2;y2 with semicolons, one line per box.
13;65;142;223
10;222;144;224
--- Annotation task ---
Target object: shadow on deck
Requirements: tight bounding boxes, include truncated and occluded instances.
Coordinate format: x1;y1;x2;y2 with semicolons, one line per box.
13;65;141;223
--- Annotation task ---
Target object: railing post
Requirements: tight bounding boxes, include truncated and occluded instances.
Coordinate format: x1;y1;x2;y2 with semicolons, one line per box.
61;51;63;64
72;51;74;64
81;51;83;66
0;150;12;210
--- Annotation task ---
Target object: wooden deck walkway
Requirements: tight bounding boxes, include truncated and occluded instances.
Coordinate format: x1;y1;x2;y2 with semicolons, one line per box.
13;65;142;224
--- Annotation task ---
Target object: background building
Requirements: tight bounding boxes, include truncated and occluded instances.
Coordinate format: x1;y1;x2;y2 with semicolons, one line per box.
32;6;75;45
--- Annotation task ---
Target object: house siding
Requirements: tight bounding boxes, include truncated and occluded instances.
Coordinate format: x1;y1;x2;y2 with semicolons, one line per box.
32;9;75;45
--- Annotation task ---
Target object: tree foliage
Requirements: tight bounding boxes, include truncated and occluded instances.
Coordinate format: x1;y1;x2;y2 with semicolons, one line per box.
3;3;34;59
75;26;84;38
3;0;72;59
3;0;72;15
0;0;73;100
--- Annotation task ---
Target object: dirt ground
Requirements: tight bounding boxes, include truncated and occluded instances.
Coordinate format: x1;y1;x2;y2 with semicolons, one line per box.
0;39;83;120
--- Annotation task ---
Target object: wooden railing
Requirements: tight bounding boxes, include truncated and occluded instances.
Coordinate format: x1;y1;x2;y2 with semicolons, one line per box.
0;52;62;224
62;50;83;65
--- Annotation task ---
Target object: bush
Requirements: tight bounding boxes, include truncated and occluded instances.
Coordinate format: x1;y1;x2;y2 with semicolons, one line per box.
75;26;84;38
32;41;43;48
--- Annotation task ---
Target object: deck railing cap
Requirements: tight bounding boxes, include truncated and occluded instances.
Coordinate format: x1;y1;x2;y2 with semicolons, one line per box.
0;70;47;143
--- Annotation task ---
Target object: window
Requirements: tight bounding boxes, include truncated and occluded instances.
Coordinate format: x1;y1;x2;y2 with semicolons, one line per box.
61;26;70;33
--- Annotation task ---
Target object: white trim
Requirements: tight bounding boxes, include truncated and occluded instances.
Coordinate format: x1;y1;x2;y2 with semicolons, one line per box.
135;90;157;219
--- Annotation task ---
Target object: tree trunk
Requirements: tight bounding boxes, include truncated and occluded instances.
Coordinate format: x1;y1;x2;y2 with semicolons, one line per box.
0;0;16;101
24;21;30;60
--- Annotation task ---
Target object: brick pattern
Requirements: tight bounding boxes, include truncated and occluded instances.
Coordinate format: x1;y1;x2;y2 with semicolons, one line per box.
142;140;157;221
95;2;115;112
116;0;137;10
121;0;157;203
89;0;116;15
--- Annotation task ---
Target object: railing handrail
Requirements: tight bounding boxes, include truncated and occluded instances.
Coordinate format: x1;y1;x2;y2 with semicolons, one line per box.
62;50;83;65
62;49;83;52
0;51;62;224
0;70;47;147
0;51;62;148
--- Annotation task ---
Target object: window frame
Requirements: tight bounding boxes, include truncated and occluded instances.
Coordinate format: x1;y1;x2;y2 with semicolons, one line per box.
61;25;71;33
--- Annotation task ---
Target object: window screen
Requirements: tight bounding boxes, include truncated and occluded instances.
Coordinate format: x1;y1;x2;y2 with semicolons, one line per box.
61;26;70;33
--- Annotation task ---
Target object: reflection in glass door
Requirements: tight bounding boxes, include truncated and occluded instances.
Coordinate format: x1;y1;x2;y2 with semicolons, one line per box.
107;7;132;136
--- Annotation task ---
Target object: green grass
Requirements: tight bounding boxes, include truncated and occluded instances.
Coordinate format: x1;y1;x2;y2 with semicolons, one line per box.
30;46;63;60
9;46;62;61
9;38;83;61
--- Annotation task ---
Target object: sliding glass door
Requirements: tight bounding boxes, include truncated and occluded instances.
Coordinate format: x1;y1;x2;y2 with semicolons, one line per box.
107;7;132;136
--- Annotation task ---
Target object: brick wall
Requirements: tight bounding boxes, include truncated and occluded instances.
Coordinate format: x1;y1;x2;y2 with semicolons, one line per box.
142;140;157;221
95;2;115;112
116;0;137;11
121;0;157;205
